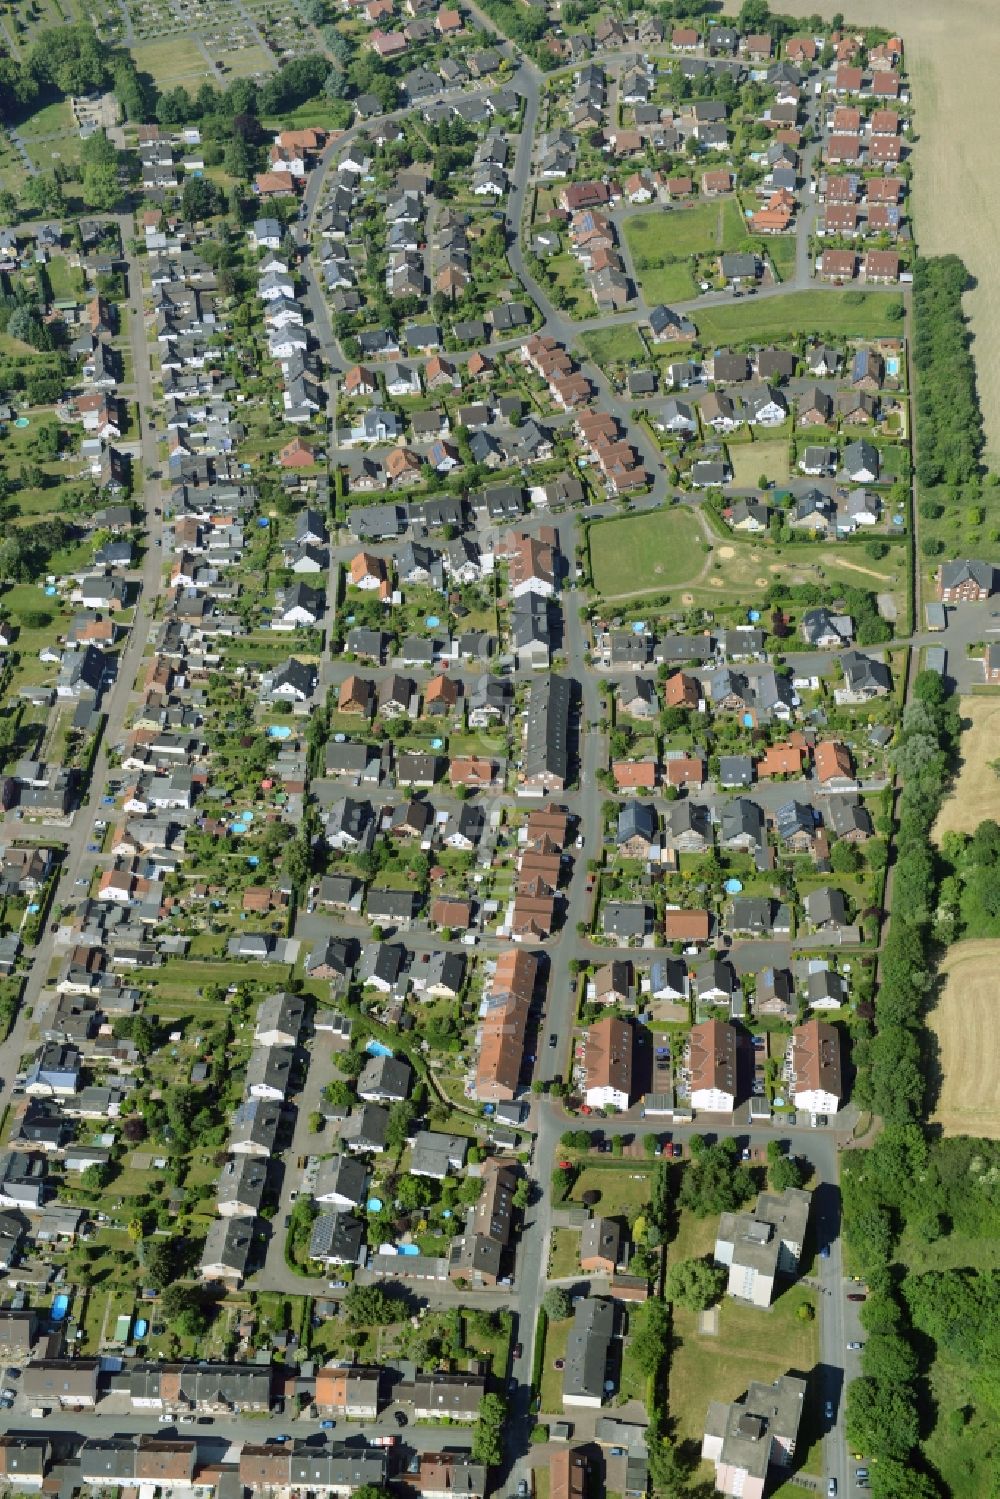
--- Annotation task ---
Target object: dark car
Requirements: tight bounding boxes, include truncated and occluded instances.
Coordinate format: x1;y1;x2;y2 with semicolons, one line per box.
514;1343;523;1360
394;1411;408;1428
847;1293;866;1302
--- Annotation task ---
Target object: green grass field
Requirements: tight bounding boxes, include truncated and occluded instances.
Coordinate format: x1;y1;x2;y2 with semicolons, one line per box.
589;508;708;597
670;1283;821;1483
539;1316;571;1414
692;290;905;346
625;202;745;260
130;37;220;88
589;507;904;609
580;325;647;367
767;236;798;282
547;1227;582;1280
638;262;697;303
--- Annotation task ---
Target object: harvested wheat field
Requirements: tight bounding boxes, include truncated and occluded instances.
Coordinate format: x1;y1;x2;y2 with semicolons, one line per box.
782;0;1000;462
933;697;1000;841
931;941;1000;1137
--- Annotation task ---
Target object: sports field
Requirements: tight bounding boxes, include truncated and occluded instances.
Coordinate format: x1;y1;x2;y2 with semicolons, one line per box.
588;508;707;596
933;697;1000;841
930;940;1000;1138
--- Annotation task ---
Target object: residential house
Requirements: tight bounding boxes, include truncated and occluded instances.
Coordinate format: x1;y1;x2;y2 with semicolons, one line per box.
791;1018;843;1115
688;1019;738;1111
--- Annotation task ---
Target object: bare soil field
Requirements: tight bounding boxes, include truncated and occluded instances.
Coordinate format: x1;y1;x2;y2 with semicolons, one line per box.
930;940;1000;1137
933;696;1000;840
782;0;1000;462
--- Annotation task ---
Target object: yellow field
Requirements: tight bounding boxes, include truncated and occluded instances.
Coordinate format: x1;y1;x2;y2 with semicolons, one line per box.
780;0;1000;461
930;940;1000;1138
933;697;1000;840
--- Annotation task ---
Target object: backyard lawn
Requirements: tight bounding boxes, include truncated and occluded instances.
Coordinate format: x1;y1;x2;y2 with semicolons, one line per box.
568;1162;659;1217
588;508;708;597
692;290;904;346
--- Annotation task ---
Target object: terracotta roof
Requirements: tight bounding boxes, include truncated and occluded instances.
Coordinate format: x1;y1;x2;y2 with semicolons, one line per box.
663;908;710;942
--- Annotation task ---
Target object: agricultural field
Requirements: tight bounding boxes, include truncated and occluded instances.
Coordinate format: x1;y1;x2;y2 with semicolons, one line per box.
929;939;1000;1138
933;697;1000;840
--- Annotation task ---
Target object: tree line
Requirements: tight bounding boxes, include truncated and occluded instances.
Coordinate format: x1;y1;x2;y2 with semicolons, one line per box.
836;670;966;1497
912;255;984;489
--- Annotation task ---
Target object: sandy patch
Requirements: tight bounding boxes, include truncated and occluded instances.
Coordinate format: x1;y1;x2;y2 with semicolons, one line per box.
824;556;893;582
768;563;783;574
933;696;1000;840
717;545;735;559
681;593;694;605
709;577;723;588
930;940;1000;1137
755;576;768;586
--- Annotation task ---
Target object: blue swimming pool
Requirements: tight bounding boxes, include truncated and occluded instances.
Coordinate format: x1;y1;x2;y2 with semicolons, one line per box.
134;1318;148;1340
268;725;292;740
51;1293;70;1322
366;1040;394;1059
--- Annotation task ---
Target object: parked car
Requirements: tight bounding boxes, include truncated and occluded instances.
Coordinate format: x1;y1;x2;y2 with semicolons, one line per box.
320;1420;335;1430
394;1411;408;1428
